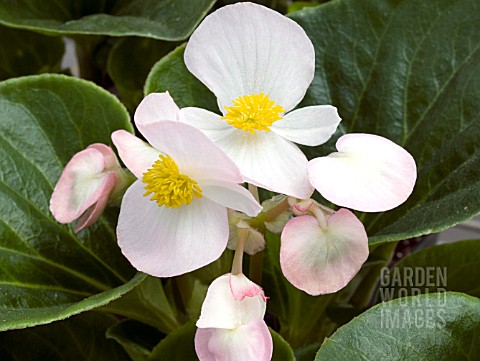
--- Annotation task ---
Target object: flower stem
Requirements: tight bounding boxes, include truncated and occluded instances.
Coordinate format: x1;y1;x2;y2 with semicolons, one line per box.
231;228;248;275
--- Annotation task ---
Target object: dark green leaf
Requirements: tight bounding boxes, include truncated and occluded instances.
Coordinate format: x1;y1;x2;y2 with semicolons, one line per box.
144;44;218;112
0;74;136;330
0;312;130;361
0;25;64;80
294;343;321;361
0;0;216;41
148;321;197;361
289;0;480;244
107;319;165;361
271;328;295;361
107;37;178;112
101;275;181;333
378;239;480;301
315;292;480;360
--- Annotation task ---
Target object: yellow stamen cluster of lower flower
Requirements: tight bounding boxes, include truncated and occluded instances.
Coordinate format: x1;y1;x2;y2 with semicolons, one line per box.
142;154;202;208
223;93;285;134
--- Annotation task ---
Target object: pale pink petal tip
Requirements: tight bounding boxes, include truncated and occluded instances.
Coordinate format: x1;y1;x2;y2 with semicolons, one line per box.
195;320;273;361
50;144;127;232
134;91;179;132
229;273;266;301
308;133;417;212
280;209;369;295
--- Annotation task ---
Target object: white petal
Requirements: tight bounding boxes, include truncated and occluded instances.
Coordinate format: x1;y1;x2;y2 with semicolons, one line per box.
271;105;341;146
50;147;109;223
185;2;314;112
308;133;417;212
179;107;234;142
74;172;117;232
280;209;369;295
134;92;179;135
139;120;243;183
216;130;313;198
200;179;262;217
195;320;273;361
111;130;161;178
196;274;266;329
117;181;229;277
227;220;266;256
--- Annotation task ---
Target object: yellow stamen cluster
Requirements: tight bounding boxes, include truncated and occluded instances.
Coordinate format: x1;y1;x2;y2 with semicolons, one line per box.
223;93;285;134
142;154;202;208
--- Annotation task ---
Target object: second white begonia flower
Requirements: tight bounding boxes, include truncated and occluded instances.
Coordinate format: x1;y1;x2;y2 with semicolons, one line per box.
112;94;261;277
195;273;272;361
181;2;341;198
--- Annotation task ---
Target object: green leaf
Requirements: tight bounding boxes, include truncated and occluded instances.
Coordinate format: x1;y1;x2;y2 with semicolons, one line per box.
0;312;130;360
101;275;182;333
0;25;64;81
0;273;146;331
289;0;480;244
148;321;197;361
0;74;136;330
378;239;480;301
315;292;480;360
144;44;218;112
107;37;178;112
0;0;216;41
107;319;165;361
294;343;321;361
271;328;295;361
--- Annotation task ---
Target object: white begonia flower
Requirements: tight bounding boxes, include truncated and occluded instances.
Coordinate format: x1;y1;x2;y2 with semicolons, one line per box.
308;133;417;212
112;93;262;277
195;273;272;361
181;2;341;198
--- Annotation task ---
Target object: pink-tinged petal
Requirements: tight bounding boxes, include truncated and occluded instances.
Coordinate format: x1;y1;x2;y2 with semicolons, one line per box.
229;273;265;301
288;197;315;216
271;105;341;146
185;2;314;112
308;133;417;212
179;107;235;142
200;179;262;217
280;209;369;295
195;320;273;361
140;120;242;183
87;143;120;169
50;148;110;223
196;274;266;329
74;172;117;232
111;130;160;178
134;92;179;135
216;130;313;198
117;181;228;277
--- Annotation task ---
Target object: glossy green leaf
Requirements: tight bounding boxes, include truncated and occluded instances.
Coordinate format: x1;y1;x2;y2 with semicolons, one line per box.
0;25;64;81
0;0;216;41
107;319;165;361
289;0;480;244
101;275;181;333
315;292;480;360
0;312;130;360
107;37;178;112
148;321;197;361
271;328;295;361
378;239;480;301
144;44;218;112
0;74;136;330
